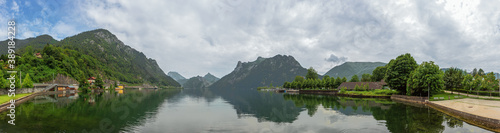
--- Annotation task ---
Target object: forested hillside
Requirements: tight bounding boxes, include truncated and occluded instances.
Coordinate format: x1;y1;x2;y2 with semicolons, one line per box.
0;29;179;87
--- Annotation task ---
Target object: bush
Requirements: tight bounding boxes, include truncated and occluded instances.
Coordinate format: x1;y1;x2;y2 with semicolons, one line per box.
340;87;347;94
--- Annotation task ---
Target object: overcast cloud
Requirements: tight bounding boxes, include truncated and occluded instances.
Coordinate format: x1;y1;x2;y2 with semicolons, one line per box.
2;0;500;78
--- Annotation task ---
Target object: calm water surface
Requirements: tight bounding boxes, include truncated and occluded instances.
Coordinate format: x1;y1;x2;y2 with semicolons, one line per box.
0;88;493;133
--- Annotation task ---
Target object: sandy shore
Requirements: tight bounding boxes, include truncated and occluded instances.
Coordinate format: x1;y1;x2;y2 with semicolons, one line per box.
431;98;500;120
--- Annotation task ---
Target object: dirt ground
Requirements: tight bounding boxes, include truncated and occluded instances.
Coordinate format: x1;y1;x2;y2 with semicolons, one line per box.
431;98;500;120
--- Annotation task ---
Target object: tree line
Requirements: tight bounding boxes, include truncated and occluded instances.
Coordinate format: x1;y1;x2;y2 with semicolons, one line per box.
282;53;499;97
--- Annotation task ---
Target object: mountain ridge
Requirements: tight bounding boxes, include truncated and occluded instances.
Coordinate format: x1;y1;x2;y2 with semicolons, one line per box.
1;29;180;87
210;54;307;89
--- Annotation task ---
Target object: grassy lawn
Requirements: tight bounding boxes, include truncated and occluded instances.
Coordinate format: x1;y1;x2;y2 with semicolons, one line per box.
0;93;33;104
430;93;468;101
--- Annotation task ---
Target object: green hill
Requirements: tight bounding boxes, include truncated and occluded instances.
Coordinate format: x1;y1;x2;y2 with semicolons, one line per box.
210;55;307;89
323;62;387;79
0;35;58;55
0;29;179;87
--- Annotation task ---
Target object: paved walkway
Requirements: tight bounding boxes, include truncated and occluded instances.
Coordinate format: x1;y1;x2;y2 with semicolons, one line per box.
431;98;500;120
444;90;500;100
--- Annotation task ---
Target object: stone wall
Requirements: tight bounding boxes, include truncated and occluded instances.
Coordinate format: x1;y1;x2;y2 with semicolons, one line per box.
390;95;428;104
0;88;45;95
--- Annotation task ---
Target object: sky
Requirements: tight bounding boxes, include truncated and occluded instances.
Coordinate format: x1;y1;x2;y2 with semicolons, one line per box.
1;0;499;78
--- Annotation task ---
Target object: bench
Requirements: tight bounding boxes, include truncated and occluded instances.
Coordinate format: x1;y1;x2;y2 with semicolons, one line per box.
434;97;438;100
454;96;458;98
439;97;444;100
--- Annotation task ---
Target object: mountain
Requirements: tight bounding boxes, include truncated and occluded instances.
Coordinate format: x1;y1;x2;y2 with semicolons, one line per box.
203;73;219;84
324;62;387;79
182;76;211;88
0;34;58;55
168;71;188;84
1;29;180;87
210;55;307;89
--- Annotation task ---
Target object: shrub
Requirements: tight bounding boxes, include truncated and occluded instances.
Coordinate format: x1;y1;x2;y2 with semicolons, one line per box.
340;87;347;94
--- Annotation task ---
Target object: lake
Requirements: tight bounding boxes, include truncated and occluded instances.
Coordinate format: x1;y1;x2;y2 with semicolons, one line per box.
0;88;493;133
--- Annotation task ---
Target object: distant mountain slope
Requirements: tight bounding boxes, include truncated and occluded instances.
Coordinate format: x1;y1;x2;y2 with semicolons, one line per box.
210;55;307;89
0;35;58;55
168;71;188;85
203;73;220;84
182;73;220;88
183;76;211;88
324;62;387;79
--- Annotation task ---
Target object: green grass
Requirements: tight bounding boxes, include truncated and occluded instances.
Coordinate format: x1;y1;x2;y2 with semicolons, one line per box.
430;93;468;101
0;93;33;104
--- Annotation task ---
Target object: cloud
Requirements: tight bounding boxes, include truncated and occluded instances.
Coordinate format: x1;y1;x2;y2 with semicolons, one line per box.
7;0;500;77
11;1;18;12
71;0;500;77
325;54;347;63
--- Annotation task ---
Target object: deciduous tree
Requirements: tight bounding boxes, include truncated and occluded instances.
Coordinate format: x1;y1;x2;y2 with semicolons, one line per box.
371;66;387;82
306;67;318;80
361;74;371;82
462;74;473;94
444;67;464;94
385;53;418;94
406;61;444;96
482;72;499;97
350;75;359;82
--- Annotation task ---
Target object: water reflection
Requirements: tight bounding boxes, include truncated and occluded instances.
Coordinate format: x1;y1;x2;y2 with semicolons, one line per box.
0;89;181;132
0;87;492;133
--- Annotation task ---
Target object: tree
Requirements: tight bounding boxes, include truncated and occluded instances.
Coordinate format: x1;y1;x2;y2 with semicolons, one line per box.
472;68;478;77
0;71;7;89
472;76;483;95
361;74;372;82
462;74;474;94
95;75;104;89
372;66;387;82
322;75;330;89
350;75;359;82
22;73;34;88
444;67;464;94
329;77;336;89
406;61;444;96
385;53;418;94
342;77;347;82
482;72;499;97
306;67;318;80
294;76;305;83
478;68;485;76
334;77;342;88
